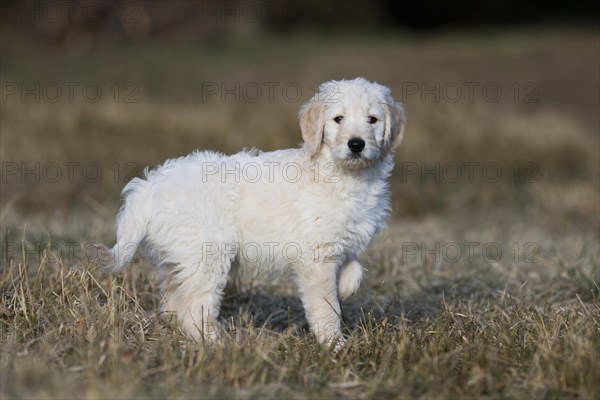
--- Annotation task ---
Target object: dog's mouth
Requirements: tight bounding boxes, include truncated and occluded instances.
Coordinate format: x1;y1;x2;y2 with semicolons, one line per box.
340;154;372;169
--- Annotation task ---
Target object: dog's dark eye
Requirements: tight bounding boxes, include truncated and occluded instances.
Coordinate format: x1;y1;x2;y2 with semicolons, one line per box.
333;116;344;124
368;116;378;124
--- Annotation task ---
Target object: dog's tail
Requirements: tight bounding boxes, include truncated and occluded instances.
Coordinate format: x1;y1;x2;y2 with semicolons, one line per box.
96;178;151;272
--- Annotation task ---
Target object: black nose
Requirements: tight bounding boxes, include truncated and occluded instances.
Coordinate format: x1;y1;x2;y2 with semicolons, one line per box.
348;138;365;154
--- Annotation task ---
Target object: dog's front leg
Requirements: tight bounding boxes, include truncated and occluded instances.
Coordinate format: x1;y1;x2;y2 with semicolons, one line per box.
296;262;344;348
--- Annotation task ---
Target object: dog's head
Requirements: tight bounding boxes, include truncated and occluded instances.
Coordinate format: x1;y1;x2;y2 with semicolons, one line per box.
299;77;406;169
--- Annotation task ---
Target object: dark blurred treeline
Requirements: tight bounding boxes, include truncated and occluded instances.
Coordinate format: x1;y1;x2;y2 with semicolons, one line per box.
1;0;598;47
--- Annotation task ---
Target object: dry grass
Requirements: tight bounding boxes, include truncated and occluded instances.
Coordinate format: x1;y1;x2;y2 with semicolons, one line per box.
1;218;598;399
1;29;599;398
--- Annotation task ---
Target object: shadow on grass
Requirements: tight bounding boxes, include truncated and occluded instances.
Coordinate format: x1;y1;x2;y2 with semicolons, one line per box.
216;272;514;336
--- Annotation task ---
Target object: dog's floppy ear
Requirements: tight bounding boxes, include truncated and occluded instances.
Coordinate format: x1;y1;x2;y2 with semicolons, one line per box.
383;101;407;153
299;95;325;158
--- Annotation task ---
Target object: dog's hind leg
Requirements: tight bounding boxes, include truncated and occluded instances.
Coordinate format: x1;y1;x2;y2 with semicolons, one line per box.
160;249;234;343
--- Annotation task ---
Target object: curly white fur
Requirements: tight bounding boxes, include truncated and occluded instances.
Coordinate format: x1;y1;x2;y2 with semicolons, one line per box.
98;77;406;348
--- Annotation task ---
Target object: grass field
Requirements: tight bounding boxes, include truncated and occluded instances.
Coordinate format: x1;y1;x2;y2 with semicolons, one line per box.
1;29;599;398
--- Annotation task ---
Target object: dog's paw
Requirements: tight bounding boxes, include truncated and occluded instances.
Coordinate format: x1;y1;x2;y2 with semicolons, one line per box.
338;259;364;300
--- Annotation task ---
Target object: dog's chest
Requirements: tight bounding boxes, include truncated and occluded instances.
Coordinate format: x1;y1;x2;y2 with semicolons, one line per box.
318;176;389;245
232;162;390;266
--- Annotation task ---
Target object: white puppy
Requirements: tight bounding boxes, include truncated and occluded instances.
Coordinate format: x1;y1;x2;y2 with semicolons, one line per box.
98;77;406;347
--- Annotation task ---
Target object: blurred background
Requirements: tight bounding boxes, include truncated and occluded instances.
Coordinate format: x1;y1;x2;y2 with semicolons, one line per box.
0;0;598;256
